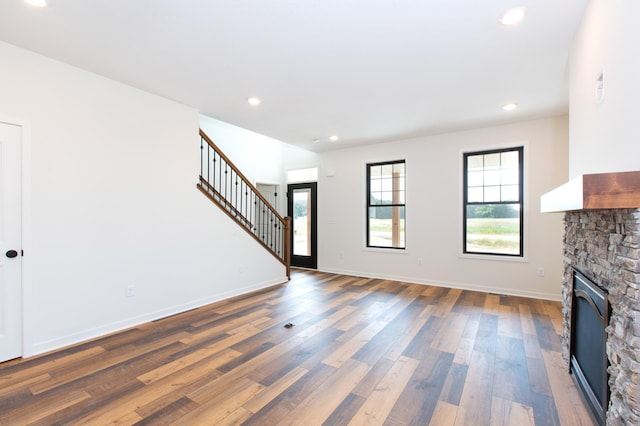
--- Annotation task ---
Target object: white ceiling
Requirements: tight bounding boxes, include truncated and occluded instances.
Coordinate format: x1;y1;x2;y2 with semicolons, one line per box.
0;0;588;151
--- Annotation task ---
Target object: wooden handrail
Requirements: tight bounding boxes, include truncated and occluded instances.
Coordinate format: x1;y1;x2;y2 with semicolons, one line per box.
198;129;291;280
200;129;286;223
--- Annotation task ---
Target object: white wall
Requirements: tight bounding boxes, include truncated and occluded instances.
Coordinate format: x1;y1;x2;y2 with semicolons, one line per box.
285;116;569;300
0;41;286;356
569;0;640;177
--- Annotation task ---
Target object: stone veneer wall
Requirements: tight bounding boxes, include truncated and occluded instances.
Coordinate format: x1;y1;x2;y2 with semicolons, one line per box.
562;208;640;425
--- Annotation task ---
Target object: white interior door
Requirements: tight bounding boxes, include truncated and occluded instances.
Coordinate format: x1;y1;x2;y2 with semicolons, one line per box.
0;121;22;362
256;183;280;237
256;183;279;209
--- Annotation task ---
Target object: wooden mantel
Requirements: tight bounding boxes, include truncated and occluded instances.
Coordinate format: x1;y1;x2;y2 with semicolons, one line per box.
540;171;640;213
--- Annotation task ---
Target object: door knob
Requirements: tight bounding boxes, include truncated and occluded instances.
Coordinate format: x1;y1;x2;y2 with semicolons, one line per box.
5;250;18;258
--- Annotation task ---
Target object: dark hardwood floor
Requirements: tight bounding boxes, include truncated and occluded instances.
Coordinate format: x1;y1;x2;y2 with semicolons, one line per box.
0;269;594;425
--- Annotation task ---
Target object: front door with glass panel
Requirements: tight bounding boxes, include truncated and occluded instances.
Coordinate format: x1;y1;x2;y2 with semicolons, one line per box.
287;182;317;269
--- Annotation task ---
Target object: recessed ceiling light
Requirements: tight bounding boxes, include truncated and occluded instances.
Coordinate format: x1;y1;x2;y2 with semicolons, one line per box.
24;0;47;7
499;7;527;26
329;135;339;142
503;103;518;111
247;97;261;106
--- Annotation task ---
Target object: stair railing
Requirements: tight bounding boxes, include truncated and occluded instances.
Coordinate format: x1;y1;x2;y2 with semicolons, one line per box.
197;129;291;279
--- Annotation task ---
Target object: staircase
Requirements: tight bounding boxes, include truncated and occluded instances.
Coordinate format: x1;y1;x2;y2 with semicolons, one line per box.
197;129;291;279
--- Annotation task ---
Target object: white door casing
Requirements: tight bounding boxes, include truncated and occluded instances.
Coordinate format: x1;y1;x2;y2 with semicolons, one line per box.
0;121;22;362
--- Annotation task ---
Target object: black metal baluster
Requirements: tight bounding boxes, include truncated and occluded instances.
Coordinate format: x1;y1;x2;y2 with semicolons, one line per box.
214;147;218;189
199;133;289;267
234;174;238;219
273;213;276;249
257;198;262;239
212;150;216;192
245;184;249;228
268;205;272;246
243;181;251;226
276;221;280;257
229;168;233;215
261;199;266;241
268;211;272;247
270;213;275;249
244;184;249;228
263;206;268;243
235;175;239;217
223;162;228;207
254;192;259;235
239;180;244;225
255;196;259;237
248;185;254;229
241;180;245;226
268;204;271;245
272;212;275;249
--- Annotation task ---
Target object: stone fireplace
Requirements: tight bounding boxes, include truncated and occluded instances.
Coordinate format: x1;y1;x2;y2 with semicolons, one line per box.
542;171;640;425
563;208;639;424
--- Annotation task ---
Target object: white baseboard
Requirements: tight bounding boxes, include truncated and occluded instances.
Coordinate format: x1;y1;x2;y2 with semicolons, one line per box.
28;276;287;357
318;267;561;302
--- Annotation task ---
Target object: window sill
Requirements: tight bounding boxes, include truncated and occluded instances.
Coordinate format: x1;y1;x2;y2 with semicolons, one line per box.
363;247;408;255
458;252;528;263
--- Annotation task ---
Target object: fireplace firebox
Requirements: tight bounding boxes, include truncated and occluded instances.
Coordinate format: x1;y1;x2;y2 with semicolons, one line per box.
570;268;610;425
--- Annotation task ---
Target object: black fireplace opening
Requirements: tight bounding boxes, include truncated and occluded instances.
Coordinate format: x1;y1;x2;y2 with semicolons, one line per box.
570;268;610;425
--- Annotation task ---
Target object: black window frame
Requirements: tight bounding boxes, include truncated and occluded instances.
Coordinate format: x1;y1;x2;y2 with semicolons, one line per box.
366;159;406;249
463;146;524;257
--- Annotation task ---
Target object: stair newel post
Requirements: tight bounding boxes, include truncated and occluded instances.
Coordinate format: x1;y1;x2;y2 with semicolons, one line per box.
284;216;292;280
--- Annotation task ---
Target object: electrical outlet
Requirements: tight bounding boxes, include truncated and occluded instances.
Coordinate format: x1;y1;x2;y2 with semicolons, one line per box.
126;285;136;297
537;267;545;277
418;258;423;266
